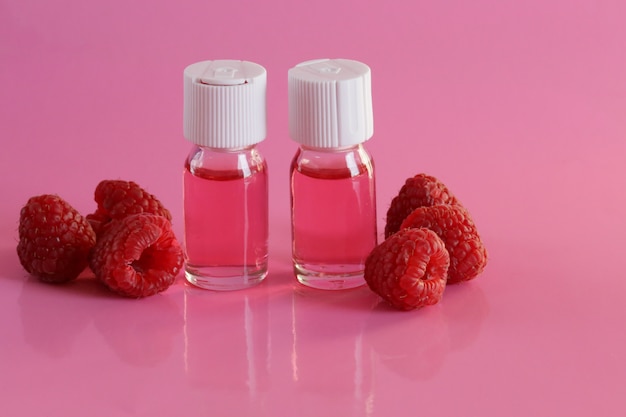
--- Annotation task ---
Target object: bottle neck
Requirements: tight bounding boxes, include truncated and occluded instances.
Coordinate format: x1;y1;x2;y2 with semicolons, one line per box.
292;143;374;179
192;143;258;153
187;143;266;176
298;143;365;153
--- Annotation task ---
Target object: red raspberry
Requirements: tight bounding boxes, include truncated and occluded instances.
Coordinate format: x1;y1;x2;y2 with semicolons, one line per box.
400;205;487;284
17;195;96;283
364;228;450;311
87;180;172;236
385;173;461;239
89;213;183;298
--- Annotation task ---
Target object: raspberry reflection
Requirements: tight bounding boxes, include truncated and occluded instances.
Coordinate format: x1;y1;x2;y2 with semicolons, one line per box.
93;293;183;367
19;277;95;358
364;302;450;380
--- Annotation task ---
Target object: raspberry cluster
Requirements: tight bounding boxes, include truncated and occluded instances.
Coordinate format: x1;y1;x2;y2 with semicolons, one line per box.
364;173;488;311
16;180;182;298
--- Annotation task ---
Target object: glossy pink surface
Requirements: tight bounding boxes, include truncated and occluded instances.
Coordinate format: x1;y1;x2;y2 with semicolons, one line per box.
1;1;625;416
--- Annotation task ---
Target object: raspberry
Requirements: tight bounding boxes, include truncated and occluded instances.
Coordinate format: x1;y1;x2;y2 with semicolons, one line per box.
400;205;487;284
89;213;183;298
384;173;461;239
17;195;96;283
364;228;450;311
87;180;172;236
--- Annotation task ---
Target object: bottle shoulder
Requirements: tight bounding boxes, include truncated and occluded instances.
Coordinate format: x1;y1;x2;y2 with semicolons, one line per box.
290;144;374;179
186;145;267;180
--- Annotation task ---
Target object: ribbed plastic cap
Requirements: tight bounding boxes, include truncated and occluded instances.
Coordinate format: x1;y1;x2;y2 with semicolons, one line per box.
288;58;373;148
184;60;267;148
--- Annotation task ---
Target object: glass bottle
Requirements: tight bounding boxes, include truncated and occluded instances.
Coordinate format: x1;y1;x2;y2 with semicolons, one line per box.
288;59;377;290
183;60;268;291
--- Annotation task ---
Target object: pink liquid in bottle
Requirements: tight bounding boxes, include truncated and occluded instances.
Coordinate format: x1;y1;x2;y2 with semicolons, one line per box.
290;146;377;289
183;147;268;290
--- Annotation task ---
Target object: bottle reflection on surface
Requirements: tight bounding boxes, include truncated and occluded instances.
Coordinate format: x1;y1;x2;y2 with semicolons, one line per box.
183;285;270;404
290;286;375;415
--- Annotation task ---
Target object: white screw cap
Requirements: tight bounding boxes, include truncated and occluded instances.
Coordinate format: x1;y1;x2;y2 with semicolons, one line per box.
184;60;267;148
288;58;373;148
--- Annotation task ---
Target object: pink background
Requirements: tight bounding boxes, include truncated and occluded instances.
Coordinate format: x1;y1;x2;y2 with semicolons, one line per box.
1;0;625;416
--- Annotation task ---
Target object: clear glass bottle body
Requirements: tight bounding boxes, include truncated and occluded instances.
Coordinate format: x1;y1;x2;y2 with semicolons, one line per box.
290;144;377;290
183;144;268;290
